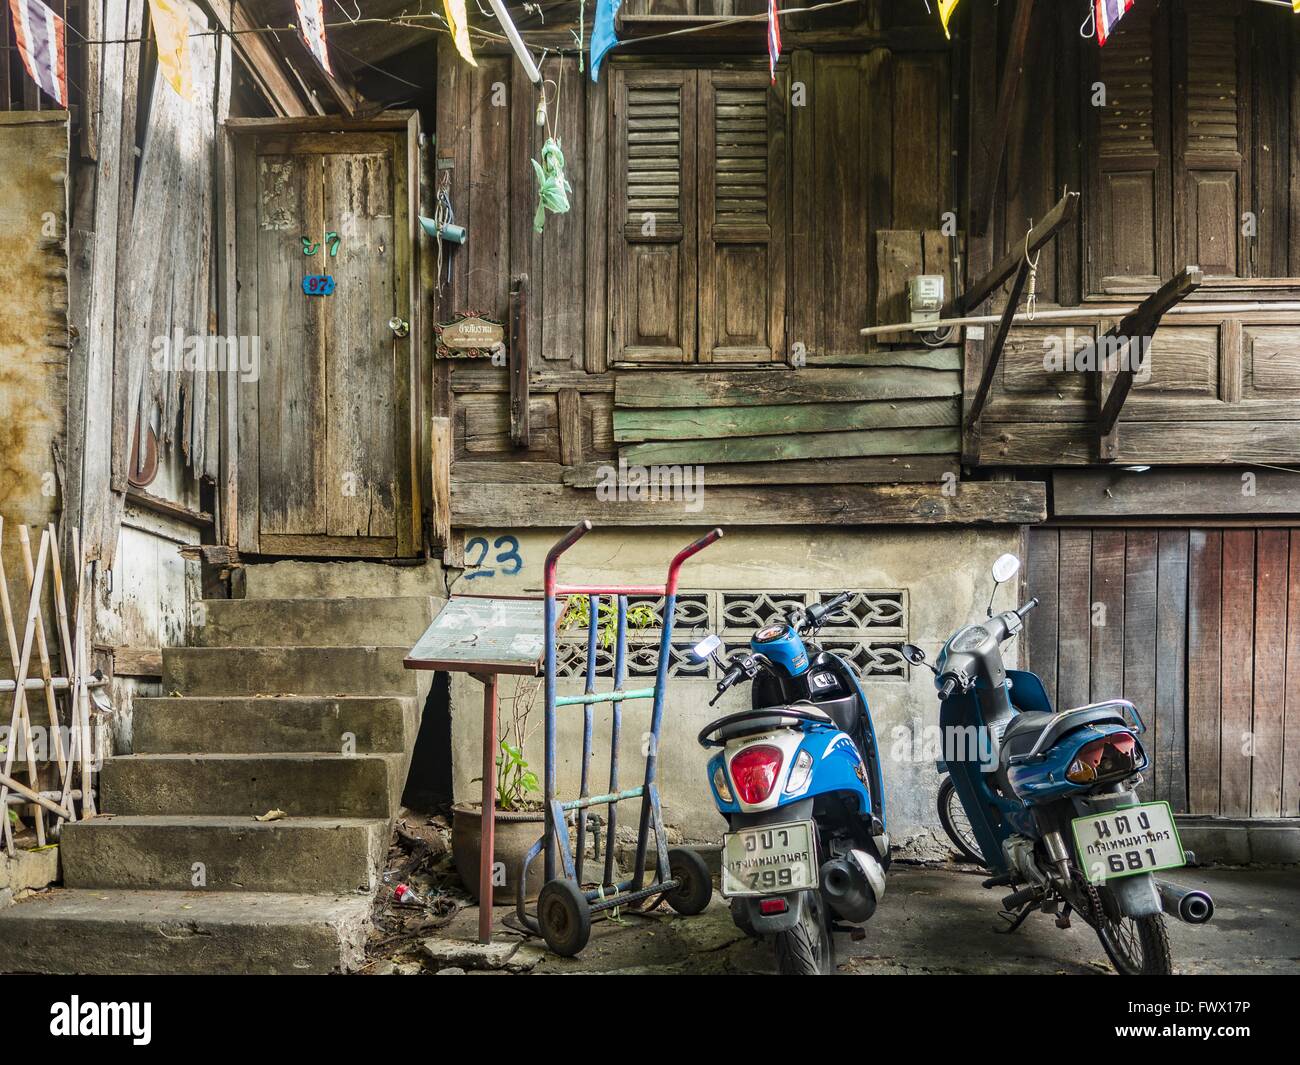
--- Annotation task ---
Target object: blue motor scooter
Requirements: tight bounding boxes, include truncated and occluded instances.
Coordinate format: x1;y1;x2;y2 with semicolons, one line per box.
692;592;889;975
904;553;1214;975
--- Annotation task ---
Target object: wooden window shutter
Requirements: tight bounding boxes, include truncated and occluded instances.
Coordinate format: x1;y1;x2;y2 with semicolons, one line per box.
1087;1;1172;293
609;68;697;364
1174;0;1251;278
697;71;787;363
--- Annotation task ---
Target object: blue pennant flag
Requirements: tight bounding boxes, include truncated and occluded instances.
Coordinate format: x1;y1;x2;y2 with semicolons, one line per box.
590;0;620;82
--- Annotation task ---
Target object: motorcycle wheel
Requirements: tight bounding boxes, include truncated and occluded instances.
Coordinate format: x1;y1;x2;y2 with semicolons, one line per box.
937;776;986;866
774;892;834;975
1096;913;1172;975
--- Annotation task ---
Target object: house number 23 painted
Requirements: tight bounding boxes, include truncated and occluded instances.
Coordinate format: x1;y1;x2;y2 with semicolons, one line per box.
464;535;523;579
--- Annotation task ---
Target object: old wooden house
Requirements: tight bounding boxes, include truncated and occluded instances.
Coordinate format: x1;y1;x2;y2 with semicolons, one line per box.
0;0;1296;972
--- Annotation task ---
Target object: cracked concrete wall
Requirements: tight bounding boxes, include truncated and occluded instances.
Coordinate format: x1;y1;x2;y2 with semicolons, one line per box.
446;525;1023;847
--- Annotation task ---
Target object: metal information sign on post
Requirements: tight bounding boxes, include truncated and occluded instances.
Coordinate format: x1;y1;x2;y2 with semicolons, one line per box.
404;594;550;944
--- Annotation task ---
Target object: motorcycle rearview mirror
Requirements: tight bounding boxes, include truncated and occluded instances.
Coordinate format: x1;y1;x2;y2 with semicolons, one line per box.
988;553;1022;617
690;634;723;663
992;553;1021;585
901;643;937;675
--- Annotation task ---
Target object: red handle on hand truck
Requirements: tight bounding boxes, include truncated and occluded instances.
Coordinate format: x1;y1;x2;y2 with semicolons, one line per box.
666;528;724;594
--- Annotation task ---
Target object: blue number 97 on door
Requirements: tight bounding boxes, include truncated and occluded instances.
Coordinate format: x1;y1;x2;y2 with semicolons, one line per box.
303;274;336;296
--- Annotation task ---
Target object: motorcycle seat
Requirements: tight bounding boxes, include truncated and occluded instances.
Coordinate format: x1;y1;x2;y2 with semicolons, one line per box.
998;711;1056;762
999;704;1138;766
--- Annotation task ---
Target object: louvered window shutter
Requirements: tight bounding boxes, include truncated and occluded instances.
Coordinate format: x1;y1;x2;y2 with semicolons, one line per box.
1088;1;1172;293
1175;0;1250;278
609;68;697;364
697;71;786;363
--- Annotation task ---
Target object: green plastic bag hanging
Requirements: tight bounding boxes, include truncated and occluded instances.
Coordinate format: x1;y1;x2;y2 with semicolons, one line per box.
531;137;573;234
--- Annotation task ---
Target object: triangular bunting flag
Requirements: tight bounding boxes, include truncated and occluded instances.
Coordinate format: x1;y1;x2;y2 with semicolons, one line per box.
590;0;620;83
938;0;960;39
147;0;192;99
6;0;67;107
767;0;782;83
295;0;333;76
443;0;477;67
1095;0;1137;47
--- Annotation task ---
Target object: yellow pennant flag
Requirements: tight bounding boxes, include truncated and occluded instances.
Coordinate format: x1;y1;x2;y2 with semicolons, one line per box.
443;0;477;66
148;0;191;99
938;0;960;38
1294;0;1300;12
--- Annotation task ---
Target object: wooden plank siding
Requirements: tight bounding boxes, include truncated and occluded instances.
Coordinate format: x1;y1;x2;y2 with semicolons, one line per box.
436;41;982;516
969;1;1300;467
1027;526;1300;817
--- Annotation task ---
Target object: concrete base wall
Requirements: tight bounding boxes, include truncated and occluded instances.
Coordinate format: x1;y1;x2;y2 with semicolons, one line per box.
448;525;1022;845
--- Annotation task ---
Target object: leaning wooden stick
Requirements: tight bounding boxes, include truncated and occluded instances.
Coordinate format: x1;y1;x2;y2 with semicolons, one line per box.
0;769;72;821
72;528;94;816
20;525;67;779
48;525;79;820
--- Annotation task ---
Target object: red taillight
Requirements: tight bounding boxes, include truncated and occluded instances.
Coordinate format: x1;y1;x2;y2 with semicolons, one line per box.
1067;732;1139;784
759;898;788;915
729;745;783;804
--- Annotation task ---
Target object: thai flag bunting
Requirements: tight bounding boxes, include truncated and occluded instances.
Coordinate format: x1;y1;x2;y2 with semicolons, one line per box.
1095;0;1137;47
6;0;67;107
148;0;192;99
590;0;620;82
295;0;333;76
767;0;781;83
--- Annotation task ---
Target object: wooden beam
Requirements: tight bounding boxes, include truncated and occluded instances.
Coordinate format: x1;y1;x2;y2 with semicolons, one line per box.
971;0;1036;238
956;191;1078;314
509;275;530;448
614;397;959;442
430;417;452;550
621;427;959;466
451;481;1047;527
1054;468;1300;518
978;420;1300;467
965;258;1031;449
562;455;958;488
1097;266;1204;460
207;0;309;118
616;368;960;408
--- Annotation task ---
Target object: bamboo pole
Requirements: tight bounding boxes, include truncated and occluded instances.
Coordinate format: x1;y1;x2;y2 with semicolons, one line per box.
73;529;94;816
0;770;72;822
0;524;50;848
20;526;67;778
48;523;80;821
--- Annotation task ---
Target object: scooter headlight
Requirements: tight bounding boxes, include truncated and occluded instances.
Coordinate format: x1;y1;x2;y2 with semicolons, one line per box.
712;764;734;803
784;749;814;794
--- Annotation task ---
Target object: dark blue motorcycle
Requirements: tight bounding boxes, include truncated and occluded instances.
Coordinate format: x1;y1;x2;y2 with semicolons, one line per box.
692;592;889;975
906;554;1213;975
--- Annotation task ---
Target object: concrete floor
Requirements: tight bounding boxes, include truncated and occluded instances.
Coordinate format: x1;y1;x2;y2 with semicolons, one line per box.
444;865;1300;975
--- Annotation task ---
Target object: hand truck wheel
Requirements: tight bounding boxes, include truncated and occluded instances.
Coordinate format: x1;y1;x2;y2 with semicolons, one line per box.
665;847;714;916
537;879;592;957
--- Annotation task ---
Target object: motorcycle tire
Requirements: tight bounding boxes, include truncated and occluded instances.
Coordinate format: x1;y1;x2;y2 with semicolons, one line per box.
774;892;834;975
1096;912;1172;976
937;776;986;866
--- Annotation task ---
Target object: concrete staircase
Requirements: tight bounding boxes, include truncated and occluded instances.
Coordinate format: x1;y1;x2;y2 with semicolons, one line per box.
0;570;442;975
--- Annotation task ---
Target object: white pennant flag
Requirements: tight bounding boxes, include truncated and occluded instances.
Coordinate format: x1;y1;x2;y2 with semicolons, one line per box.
295;0;333;76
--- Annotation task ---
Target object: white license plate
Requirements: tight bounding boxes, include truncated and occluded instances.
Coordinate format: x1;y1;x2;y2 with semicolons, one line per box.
721;819;817;897
1071;801;1185;885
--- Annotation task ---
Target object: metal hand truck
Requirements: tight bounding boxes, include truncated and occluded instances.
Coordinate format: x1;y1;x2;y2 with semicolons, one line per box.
515;519;723;956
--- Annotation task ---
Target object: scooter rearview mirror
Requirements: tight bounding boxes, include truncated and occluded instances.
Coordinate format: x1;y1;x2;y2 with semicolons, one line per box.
900;643;926;665
991;553;1021;585
690;634;723;663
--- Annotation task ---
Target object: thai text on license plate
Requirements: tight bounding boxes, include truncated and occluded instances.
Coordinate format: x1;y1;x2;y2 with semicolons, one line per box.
722;819;816;897
1071;801;1185;884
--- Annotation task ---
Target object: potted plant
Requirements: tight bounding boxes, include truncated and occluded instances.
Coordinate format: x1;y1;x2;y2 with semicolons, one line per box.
450;597;655;903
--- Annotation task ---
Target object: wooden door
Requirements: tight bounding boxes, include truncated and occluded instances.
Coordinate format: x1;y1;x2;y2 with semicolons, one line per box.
1025;526;1300;818
232;119;418;557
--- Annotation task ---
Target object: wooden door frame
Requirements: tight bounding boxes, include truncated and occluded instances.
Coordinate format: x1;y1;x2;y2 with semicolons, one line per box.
219;111;424;558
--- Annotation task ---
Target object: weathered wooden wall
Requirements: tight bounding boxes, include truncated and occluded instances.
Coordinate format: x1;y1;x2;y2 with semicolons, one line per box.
967;0;1300;467
435;35;973;524
1026;525;1300;819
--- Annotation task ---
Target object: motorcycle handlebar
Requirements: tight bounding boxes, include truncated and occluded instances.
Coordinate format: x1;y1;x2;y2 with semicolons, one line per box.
710;664;745;706
937;676;958;701
1016;596;1040;618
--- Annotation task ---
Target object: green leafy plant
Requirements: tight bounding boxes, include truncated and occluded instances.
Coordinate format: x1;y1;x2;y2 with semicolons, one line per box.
490;595;657;812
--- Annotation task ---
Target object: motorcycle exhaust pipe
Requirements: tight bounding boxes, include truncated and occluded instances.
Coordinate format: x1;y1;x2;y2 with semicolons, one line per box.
819;850;885;924
1155;880;1214;925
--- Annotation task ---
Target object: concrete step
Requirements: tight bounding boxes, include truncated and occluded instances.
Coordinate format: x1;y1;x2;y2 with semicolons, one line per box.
0;888;371;974
61;815;388;894
162;645;419;697
133;695;418;755
100;753;404;819
191;596;437;648
243;559;447;601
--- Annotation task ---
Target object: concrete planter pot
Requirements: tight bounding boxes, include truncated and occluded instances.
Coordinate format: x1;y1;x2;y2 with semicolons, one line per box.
451;803;547;904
